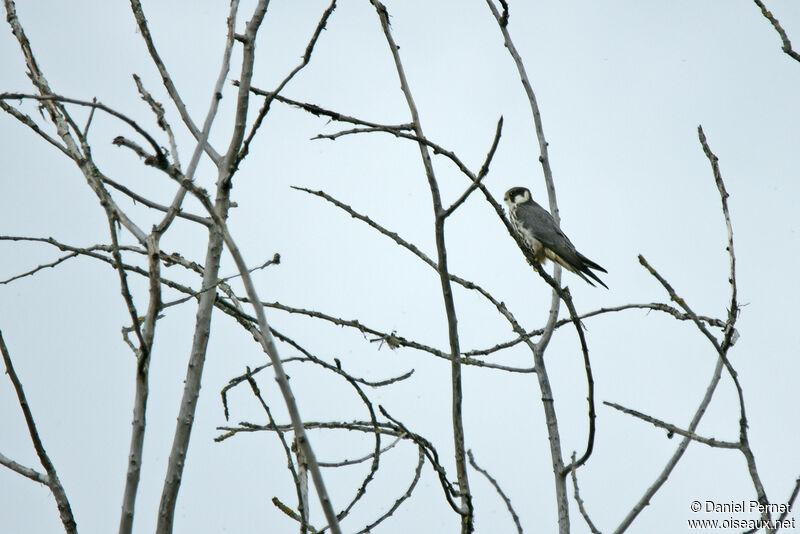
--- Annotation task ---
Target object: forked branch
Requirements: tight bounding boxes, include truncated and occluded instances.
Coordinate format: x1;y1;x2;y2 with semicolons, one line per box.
0;331;77;534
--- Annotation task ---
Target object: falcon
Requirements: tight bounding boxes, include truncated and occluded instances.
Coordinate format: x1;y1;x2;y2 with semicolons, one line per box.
504;186;608;288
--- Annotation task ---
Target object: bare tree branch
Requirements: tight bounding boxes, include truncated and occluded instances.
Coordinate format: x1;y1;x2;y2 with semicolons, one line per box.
468;450;523;534
128;0;223;163
318;437;402;468
215;420;404;443
616;128;750;533
754;476;800;533
463;302;726;357
2;3;789;533
614;358;723;533
221;348;413;416
0;92;166;162
0;330;77;533
752;0;800;62
0;99;70;156
698;126;739;347
604;401;738;448
244;370;308;532
236;0;337;169
370;5;474;528
81;97;98;136
155;2;276;531
442;117;503;218
569;452;601;534
99;174;211;227
288;187;539;373
354;446;425;534
378;406;464;515
698;126;772;529
0;250;80;285
171;165;345;534
484;2;603;528
241;84;414;132
221;303;379;531
133;74;181;170
117;230;162;534
485;0;563;349
0;451;48;485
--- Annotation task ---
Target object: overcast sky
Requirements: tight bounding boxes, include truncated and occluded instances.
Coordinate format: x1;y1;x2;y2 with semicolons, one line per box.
1;1;799;533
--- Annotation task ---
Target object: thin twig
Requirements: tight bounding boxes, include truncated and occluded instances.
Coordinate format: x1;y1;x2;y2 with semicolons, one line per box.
752;0;800;62
0;329;77;533
244;370;307;532
81;97;97;137
463;302;726;357
100;174;211;227
768;476;800;530
235;0;337;169
161;253;279;310
569;452;601;534
3;4;150;245
288;187;539;372
442;117;504;218
698;127;772;528
0;92;165;161
698;126;739;347
318;437;402;468
617;128;749;532
173;145;345;534
225;319;382;530
614;358;724;533
0;451;48;484
604;401;738;448
129;0;223;163
221;352;412;416
241;84;414;132
215;420;404;443
355;446;425;534
152;1;242;237
133;73;181;170
370;5;472;528
379;406;464;514
0;251;79;284
468;450;523;534
273;497;318;533
0;100;70;156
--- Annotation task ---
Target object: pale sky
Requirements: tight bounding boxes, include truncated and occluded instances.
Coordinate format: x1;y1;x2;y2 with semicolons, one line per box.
1;1;799;533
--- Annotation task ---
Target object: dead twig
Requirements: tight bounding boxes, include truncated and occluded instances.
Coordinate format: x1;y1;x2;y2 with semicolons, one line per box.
468;450;523;534
0;330;77;533
568;452;601;534
752;0;800;62
604;401;738;448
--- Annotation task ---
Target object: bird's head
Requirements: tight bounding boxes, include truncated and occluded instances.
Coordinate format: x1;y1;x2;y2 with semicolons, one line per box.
504;187;531;208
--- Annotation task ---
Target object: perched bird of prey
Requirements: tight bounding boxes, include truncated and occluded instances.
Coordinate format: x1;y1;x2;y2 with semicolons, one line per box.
504;186;608;288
